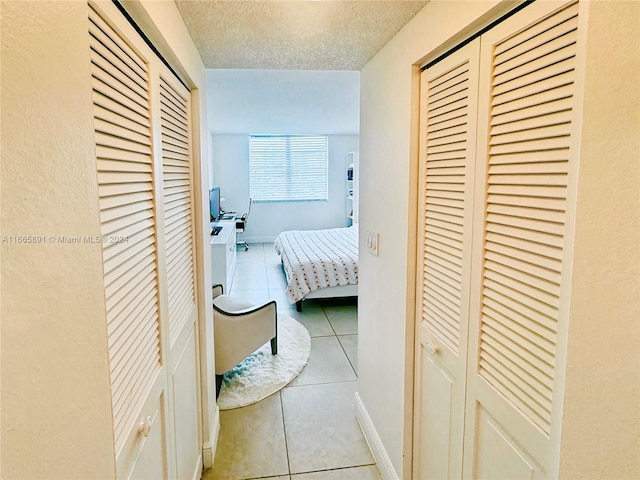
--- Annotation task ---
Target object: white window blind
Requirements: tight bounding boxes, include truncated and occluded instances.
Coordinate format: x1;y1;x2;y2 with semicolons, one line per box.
249;135;328;202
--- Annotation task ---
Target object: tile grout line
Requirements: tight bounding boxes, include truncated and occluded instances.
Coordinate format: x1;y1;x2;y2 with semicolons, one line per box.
283;379;358;391
268;237;292;478
288;461;379;477
323;307;359;377
336;334;358;377
322;307;339;338
278;390;293;477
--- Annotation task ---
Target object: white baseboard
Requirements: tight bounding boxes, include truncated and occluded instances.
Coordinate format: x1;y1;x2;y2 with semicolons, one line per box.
191;456;204;480
202;405;220;469
354;392;400;480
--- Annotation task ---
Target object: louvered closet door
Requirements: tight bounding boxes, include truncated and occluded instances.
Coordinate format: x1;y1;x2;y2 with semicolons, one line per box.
463;2;580;477
413;40;480;480
157;68;201;480
161;72;196;348
89;3;169;478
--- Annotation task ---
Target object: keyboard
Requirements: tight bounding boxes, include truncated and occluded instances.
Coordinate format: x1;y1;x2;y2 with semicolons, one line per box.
211;226;222;236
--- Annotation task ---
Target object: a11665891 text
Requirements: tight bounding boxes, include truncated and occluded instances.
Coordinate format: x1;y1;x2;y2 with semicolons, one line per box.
2;235;129;244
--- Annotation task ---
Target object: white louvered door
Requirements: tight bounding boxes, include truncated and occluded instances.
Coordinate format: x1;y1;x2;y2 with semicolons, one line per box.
415;1;581;478
413;40;479;479
89;2;201;478
157;70;201;480
464;2;579;477
89;6;168;478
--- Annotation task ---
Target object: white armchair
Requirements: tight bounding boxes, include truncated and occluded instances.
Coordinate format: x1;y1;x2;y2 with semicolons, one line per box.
212;284;277;397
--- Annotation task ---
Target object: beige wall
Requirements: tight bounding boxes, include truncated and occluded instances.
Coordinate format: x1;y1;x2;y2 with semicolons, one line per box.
359;0;640;478
358;1;503;476
559;1;640;478
0;0;211;477
1;1;116;477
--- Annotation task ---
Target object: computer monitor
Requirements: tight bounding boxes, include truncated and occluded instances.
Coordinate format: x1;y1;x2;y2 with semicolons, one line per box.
209;186;221;221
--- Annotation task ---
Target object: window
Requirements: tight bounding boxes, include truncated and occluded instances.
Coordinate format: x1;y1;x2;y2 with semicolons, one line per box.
249;135;328;202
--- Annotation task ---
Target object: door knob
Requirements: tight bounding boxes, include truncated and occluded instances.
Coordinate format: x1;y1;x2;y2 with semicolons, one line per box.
425;342;439;356
138;415;152;437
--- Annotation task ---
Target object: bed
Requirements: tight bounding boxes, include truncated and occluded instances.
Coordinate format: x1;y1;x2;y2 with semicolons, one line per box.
274;226;358;311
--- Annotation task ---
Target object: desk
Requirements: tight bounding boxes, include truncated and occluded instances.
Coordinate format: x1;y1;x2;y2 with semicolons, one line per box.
211;219;237;293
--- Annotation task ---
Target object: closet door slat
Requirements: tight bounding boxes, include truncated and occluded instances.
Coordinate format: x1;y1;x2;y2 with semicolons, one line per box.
482;301;557;363
88;9;146;82
493;30;578;79
428;62;470;94
493;2;579;57
161;125;189;146
491;96;574;127
106;265;157;326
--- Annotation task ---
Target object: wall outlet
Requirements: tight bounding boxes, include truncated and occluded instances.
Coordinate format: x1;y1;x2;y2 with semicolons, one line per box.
366;230;379;256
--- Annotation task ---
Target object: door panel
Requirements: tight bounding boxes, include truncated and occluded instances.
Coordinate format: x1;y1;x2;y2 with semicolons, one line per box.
129;389;169;480
474;406;539;480
464;1;579;477
172;328;201;480
157;68;202;480
416;347;454;480
413;39;480;479
89;4;167;477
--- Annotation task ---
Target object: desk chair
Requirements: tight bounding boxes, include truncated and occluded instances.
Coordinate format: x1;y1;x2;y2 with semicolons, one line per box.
236;198;251;251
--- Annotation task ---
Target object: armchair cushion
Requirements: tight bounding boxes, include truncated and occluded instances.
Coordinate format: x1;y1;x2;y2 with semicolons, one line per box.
213;293;277;376
213;294;255;313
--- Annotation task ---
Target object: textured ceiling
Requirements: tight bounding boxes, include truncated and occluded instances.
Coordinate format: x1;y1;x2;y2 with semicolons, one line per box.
175;1;429;70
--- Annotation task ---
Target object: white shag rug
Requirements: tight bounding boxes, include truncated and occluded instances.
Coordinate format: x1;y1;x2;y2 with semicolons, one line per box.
217;313;311;410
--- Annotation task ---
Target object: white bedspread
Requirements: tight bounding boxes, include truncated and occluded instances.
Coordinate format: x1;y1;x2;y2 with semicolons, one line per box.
274;227;358;304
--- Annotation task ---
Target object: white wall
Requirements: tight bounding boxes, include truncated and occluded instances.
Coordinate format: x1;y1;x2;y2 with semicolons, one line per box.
206;69;359;240
358;1;640;478
559;1;639;477
358;2;504;476
2;2;117;476
0;1;211;477
211;134;358;242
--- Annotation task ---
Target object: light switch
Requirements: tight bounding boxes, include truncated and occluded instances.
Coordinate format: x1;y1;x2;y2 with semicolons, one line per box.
366;230;379;256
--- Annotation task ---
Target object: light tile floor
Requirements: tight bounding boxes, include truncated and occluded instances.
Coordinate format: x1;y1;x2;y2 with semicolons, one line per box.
204;243;381;480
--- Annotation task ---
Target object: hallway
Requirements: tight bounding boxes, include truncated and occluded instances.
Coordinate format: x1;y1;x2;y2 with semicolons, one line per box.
205;243;380;479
